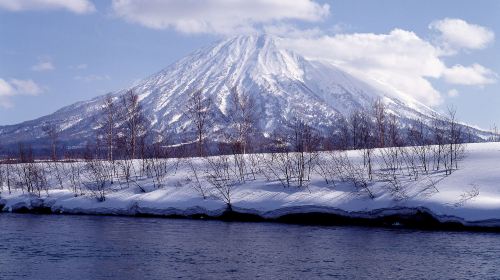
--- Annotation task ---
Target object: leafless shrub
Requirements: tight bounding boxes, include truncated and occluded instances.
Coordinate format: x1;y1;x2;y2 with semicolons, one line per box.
0;165;3;195
117;158;148;192
247;153;265;180
185;159;211;199
262;118;319;189
453;184;480;207
335;151;375;198
12;162;49;197
417;176;441;198
83;159;113;201
315;150;351;188
203;155;239;207
408;118;432;174
47;161;64;189
0;162;8;194
144;156;178;189
64;160;84;196
400;147;419;180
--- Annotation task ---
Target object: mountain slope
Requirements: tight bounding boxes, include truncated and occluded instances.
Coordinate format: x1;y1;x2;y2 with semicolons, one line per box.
0;35;483;150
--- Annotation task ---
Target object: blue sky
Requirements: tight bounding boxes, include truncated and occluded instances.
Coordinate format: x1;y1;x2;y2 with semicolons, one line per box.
0;0;498;129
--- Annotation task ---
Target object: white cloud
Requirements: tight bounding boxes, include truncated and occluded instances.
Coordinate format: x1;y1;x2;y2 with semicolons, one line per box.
447;89;459;98
31;58;55;71
277;21;497;106
74;74;110;82
9;79;43;95
0;78;42;107
0;0;95;14
443;64;497;86
279;29;446;106
0;79;14;96
429;18;494;52
111;0;329;34
75;63;88;70
69;63;88;70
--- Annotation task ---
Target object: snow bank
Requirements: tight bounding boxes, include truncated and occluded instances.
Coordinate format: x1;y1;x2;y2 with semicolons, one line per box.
1;142;500;229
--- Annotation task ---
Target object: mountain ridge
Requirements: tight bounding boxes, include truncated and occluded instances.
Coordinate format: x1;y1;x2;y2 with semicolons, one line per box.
0;34;489;152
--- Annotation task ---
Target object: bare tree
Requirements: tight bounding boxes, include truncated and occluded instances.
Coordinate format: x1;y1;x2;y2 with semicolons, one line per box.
43;124;59;161
83;159;113;201
226;86;256;154
349;110;362;149
334;151;375;198
185;90;212;157
489;123;500;142
453;184;480;207
387;114;401;147
262;118;318;189
262;132;294;188
0;161;6;195
290;117;319;188
100;94;119;161
47;161;64;189
372;98;387;148
445;106;466;174
18;142;34;163
185;159;210;199
333;115;350;150
408;118;431;174
143;142;179;189
357;110;375;180
204;154;239;209
315;149;347;187
430;113;448;171
377;146;407;199
65;160;83;196
13;161;49;197
121;90;147;159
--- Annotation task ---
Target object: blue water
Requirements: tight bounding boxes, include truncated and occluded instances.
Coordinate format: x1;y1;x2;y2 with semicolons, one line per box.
0;214;499;279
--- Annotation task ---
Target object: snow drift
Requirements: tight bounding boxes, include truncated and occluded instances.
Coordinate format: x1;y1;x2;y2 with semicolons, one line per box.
1;142;500;230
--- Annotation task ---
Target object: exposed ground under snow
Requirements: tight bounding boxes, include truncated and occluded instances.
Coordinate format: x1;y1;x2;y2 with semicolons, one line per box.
1;143;500;229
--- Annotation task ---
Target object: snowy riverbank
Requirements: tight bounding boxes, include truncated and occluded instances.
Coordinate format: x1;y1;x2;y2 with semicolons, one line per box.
1;143;500;230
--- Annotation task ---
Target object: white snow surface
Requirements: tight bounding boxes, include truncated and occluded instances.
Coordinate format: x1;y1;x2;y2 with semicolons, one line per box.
1;142;500;227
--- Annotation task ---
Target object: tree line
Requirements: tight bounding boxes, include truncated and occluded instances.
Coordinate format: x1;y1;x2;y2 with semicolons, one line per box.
0;88;485;207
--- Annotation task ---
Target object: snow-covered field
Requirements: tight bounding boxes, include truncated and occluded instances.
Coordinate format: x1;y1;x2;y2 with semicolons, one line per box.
1;142;500;228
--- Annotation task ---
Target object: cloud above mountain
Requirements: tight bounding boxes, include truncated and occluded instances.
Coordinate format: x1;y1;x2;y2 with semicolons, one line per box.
106;1;496;107
0;0;95;14
0;78;42;107
111;0;329;34
0;1;495;108
443;64;497;86
429;18;495;52
31;57;55;72
277;21;496;106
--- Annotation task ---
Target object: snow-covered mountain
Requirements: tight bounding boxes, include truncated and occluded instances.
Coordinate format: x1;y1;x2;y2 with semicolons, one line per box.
0;35;482;150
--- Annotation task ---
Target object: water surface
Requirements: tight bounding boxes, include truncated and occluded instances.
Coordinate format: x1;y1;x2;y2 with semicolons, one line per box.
0;214;499;279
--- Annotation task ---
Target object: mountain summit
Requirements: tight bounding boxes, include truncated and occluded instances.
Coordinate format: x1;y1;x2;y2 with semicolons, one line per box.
0;35;456;150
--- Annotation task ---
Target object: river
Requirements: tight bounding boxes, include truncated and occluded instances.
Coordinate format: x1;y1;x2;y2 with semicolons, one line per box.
0;214;499;279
